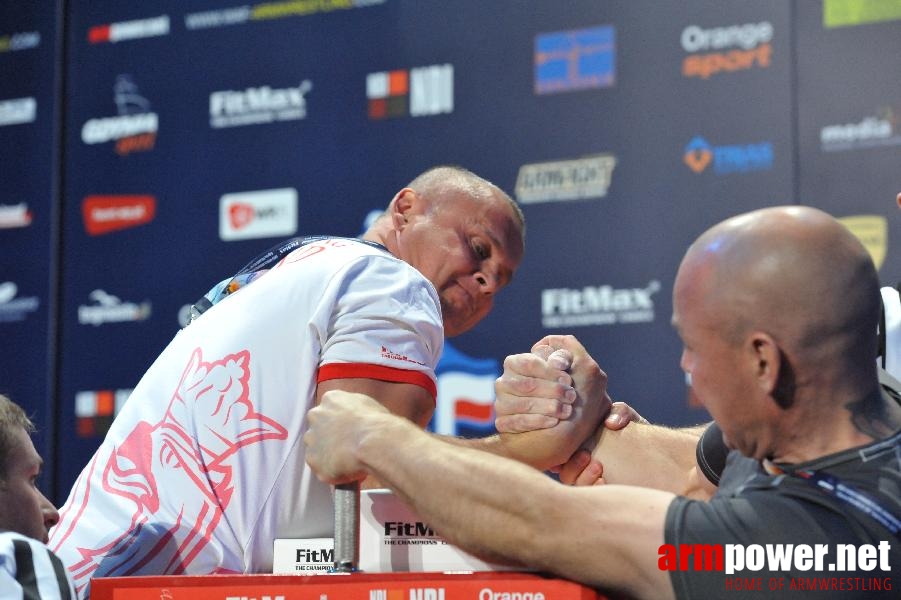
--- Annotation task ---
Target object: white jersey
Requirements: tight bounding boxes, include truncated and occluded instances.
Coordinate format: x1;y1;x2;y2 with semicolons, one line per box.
881;285;901;379
0;531;76;600
49;238;443;596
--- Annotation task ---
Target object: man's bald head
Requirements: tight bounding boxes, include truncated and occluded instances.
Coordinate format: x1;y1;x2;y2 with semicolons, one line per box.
406;165;525;235
678;206;880;368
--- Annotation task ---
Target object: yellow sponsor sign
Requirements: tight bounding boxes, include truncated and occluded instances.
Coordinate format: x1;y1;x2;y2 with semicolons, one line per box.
252;0;353;20
839;215;888;269
824;0;901;28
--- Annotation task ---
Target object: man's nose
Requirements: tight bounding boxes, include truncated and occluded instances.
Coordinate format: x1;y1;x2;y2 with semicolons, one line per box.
474;270;498;295
42;494;60;529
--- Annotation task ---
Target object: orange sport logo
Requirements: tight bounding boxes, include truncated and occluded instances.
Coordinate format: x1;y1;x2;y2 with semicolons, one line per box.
681;21;773;79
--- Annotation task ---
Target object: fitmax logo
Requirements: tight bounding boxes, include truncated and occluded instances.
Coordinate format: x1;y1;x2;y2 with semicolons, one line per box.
296;547;333;563
683;136;773;174
384;521;437;537
542;281;660;328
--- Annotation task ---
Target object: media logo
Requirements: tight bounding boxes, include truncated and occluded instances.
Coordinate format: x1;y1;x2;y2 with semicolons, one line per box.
0;30;40;52
77;289;152;326
0;97;36;126
542;281;660;328
820;107;901;152
839;215;887;270
366;64;453;119
75;389;131;437
515;154;617;204
683;136;774;175
535;24;615;94
81;75;158;155
681;21;773;79
0;282;40;323
88;15;170;44
210;81;312;128
82;195;156;236
219;188;298;241
0;203;33;229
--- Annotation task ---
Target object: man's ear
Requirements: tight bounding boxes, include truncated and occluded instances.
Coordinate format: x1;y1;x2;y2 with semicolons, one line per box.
390;188;416;229
750;332;795;407
750;332;779;393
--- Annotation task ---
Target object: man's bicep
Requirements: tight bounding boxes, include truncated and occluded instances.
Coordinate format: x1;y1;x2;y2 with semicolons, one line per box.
316;377;435;429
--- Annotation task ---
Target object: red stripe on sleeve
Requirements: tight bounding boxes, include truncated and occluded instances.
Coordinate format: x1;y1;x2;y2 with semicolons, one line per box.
317;363;437;400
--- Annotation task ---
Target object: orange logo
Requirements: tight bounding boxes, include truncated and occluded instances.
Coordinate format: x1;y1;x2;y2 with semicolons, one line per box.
682;44;771;79
683;137;713;173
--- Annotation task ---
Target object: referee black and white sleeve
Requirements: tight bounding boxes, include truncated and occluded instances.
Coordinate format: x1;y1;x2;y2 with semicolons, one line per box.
0;531;76;600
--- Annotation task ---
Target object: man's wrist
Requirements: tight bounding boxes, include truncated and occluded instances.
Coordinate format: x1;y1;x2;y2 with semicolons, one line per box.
355;412;418;471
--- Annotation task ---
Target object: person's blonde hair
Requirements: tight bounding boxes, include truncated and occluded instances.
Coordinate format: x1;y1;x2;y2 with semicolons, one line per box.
0;394;34;480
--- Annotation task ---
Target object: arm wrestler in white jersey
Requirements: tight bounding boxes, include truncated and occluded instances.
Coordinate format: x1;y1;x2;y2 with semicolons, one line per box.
49;166;605;599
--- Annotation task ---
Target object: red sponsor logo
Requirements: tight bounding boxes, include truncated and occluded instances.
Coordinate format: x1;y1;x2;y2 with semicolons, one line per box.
86;15;170;44
229;202;255;229
87;24;111;43
82;195;156;236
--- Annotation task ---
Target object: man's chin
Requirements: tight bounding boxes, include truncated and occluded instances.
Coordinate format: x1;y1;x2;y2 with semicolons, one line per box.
443;320;471;338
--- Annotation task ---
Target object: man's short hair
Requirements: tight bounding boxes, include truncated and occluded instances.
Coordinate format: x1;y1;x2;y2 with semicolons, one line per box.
0;394;34;480
408;165;525;235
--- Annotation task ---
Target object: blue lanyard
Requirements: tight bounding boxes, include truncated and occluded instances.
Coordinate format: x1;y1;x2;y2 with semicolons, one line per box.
791;468;901;535
188;236;389;323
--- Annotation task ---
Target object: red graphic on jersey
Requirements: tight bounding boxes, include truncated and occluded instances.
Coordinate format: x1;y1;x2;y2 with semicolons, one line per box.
52;348;288;589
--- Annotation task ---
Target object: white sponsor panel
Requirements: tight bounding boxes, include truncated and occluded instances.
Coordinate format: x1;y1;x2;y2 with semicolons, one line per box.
209;81;312;128
185;6;251;30
219;188;298;241
0;97;36;126
515;155;617;204
81;113;158;144
0;203;32;228
360;489;519;572
77;290;151;326
0;282;40;322
681;21;773;52
108;15;170;42
409;64;453;116
542;281;660;328
274;489;521;574
1;31;41;51
272;538;333;574
820;111;901;151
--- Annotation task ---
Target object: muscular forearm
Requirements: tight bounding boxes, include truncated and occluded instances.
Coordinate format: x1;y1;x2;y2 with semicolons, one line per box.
587;422;708;496
444;413;598;471
354;415;675;599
